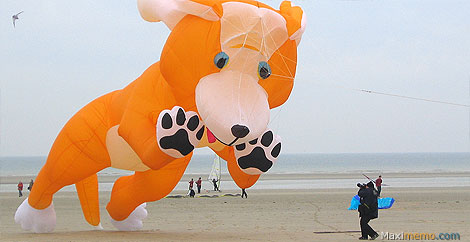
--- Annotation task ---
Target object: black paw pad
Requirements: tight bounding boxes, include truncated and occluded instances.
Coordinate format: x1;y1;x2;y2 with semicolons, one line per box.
159;129;194;156
187;116;199;131
236;143;246;151
237;147;273;172
271;143;281;158
162;113;172;129
176;108;186;125
196;126;204;140
261;131;273;147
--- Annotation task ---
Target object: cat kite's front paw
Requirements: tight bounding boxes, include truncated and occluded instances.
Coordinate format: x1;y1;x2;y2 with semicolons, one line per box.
234;130;281;175
157;106;205;158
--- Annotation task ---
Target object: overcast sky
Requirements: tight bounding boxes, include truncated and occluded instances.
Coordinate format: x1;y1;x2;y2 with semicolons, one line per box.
1;0;469;156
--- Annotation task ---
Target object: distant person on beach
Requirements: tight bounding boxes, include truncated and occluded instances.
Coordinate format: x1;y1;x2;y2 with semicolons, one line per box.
189;189;195;198
189;178;194;190
357;181;379;240
241;188;247;198
28;179;34;191
17;181;23;197
212;178;219;191
196;177;202;194
375;175;382;197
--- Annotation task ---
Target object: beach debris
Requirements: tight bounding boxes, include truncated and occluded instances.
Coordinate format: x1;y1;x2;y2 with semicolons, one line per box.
222;193;241;197
12;11;24;28
166;195;185;198
199;195;219;198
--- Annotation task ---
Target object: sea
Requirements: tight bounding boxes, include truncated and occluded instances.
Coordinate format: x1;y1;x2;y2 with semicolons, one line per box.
1;153;469;192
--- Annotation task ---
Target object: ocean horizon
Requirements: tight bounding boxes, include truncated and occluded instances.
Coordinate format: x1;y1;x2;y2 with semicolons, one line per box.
1;152;469;192
1;152;469;177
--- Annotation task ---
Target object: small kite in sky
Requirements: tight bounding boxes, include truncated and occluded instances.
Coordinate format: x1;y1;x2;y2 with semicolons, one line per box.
12;11;24;28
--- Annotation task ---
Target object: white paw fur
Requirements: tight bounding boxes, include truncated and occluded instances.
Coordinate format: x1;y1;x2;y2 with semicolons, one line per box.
110;203;148;231
14;198;56;233
92;223;104;230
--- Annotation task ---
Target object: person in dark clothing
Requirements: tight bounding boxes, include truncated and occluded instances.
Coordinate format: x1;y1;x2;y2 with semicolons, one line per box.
241;188;247;198
212;178;219;191
196;177;202;194
189;189;195;198
357;181;379;240
28;179;34;191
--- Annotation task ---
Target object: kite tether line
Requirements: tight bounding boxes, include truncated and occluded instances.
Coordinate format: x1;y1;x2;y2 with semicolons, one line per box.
356;88;469;108
322;83;470;108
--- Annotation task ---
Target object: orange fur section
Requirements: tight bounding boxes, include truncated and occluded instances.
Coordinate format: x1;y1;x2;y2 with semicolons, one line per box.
28;92;114;209
262;39;297;109
106;154;193;221
76;174;100;226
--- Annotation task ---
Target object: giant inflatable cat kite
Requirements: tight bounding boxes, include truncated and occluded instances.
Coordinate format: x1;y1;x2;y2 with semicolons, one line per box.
15;0;306;232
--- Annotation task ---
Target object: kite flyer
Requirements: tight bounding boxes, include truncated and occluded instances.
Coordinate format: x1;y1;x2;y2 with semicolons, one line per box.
212;178;219;191
357;181;379;240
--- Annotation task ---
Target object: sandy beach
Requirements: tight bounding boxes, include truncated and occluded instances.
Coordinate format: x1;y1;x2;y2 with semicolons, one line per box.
1;172;469;241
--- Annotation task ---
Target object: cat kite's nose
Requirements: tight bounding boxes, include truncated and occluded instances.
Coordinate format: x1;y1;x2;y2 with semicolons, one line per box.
231;124;249;138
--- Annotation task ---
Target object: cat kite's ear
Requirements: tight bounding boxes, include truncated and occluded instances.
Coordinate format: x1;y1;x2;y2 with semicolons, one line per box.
279;1;306;46
137;0;223;29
